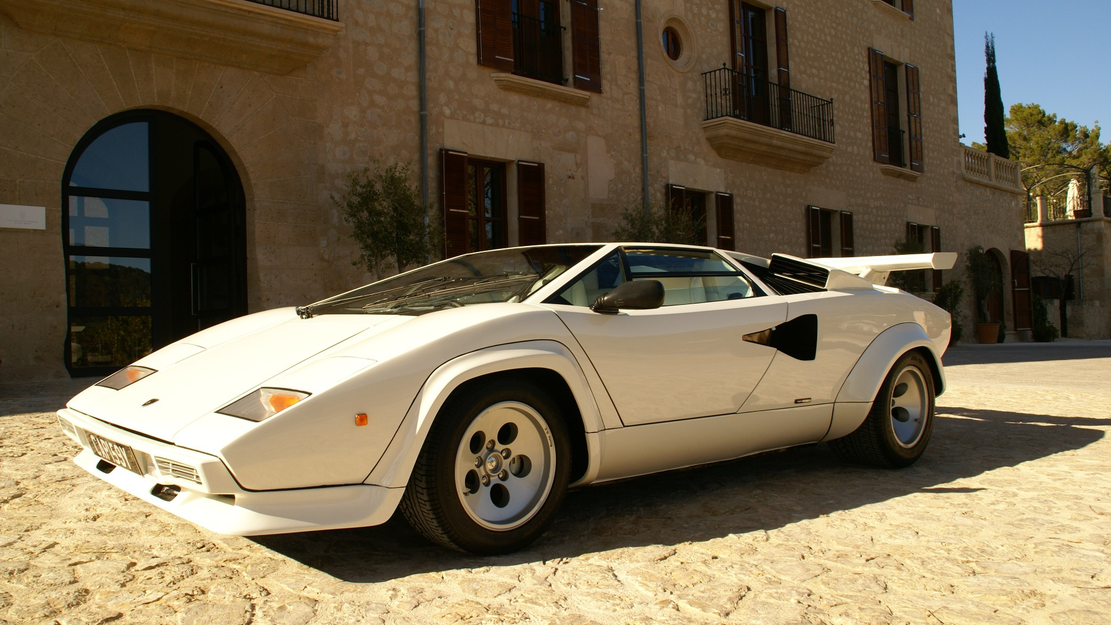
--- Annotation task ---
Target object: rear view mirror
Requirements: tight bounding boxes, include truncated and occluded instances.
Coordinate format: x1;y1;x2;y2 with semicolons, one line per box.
591;280;665;314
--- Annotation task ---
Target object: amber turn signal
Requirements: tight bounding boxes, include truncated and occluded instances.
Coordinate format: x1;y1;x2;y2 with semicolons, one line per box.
355;413;369;426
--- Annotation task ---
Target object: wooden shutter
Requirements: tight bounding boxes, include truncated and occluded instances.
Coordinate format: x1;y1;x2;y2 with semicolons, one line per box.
906;63;924;172
1010;249;1032;330
667;184;686;216
715;193;735;251
475;0;514;72
902;0;914;19
868;48;889;164
570;0;602;92
840;211;854;257
516;160;546;246
806;206;821;258
930;226;942;291
774;8;792;130
440;149;470;258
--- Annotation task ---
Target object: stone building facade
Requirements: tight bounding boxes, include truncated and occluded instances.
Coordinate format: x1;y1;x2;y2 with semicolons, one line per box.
0;0;1024;381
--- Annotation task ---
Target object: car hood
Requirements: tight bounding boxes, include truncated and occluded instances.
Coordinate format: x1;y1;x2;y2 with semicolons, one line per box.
67;308;410;443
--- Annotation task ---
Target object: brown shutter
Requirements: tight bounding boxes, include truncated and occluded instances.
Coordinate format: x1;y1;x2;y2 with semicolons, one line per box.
516;160;546;246
715;193;735;251
902;0;914;19
930;226;942;291
906;63;924;173
727;1;747;119
868;48;889;164
840;211;854;257
441;149;470;258
1010;249;1032;330
667;184;686;216
570;0;602;92
774;8;792;130
806;205;821;258
475;0;514;72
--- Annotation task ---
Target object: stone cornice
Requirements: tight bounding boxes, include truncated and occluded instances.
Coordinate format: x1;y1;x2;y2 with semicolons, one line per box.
700;117;835;173
0;0;343;75
491;73;591;107
879;163;921;182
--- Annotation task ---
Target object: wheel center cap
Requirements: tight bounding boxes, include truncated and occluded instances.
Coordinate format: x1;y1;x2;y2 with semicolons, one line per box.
485;454;503;474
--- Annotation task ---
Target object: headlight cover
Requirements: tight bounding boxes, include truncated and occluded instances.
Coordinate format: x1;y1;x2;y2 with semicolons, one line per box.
97;366;156;390
217;388;311;422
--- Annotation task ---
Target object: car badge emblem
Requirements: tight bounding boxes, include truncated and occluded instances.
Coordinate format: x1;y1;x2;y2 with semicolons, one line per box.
142;398;159;407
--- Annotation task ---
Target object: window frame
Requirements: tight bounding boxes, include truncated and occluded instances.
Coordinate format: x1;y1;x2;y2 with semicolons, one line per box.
868;48;924;173
548;246;764;308
806;206;854;258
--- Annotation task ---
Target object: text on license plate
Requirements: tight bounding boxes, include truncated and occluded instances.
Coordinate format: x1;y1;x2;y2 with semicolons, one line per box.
87;432;142;474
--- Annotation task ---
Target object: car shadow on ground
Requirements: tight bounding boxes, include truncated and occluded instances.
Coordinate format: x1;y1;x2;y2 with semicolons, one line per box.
942;341;1111;367
253;405;1105;583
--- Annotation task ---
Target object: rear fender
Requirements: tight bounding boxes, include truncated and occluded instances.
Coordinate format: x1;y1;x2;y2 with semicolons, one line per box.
365;340;603;488
823;323;944;441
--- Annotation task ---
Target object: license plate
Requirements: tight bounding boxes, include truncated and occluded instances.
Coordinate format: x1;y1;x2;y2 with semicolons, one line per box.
87;432;142;474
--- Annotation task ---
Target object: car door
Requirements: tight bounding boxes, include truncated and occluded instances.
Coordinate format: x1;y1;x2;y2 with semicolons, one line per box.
546;247;787;426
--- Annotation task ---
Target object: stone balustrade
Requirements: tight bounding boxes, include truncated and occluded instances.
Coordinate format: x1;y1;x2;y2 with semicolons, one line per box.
961;146;1023;193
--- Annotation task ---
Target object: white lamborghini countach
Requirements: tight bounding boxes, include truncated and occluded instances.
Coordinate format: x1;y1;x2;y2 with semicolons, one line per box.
58;243;955;554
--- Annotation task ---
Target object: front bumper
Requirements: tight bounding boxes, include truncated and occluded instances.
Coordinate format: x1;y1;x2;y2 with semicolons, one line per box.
57;408;403;536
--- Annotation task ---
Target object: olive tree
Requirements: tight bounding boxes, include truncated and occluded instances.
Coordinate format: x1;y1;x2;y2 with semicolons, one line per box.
335;161;437;278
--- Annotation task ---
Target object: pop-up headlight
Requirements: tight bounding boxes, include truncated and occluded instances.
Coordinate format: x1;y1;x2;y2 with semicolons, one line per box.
96;366;156;390
217;388;311;422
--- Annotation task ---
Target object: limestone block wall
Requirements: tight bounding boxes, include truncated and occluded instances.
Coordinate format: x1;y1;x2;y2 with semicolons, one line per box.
0;0;1028;381
1025;218;1111;339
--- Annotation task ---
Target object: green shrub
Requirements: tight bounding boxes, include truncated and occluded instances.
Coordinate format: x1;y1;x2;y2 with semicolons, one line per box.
1031;294;1059;342
335;161;437;278
611;203;702;244
932;280;965;344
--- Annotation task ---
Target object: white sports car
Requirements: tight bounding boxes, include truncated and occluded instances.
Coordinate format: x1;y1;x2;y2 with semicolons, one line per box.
58;243;955;554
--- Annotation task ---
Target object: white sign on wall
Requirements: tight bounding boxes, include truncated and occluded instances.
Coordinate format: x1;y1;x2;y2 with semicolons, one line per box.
0;204;47;230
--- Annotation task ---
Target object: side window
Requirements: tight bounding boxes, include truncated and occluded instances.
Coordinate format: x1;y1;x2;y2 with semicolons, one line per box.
626;248;755;306
552;250;625;306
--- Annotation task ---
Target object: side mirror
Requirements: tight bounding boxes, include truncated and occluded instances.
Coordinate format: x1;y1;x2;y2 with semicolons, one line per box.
591;280;665;314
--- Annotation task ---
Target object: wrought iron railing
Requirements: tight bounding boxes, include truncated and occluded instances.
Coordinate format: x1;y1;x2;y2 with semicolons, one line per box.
512;13;565;86
245;0;338;21
702;66;834;143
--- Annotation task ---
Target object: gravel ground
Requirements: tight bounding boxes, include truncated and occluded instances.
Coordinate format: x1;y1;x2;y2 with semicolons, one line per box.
1;341;1109;624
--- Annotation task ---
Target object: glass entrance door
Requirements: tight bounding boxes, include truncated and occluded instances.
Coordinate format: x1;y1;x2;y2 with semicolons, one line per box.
63;111;246;376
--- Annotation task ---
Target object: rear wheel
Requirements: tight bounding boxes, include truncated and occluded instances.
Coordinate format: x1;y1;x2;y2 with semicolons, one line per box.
829;351;935;468
400;378;570;554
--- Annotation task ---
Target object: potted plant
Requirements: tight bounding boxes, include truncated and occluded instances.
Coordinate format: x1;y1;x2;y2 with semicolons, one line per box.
964;246;1000;343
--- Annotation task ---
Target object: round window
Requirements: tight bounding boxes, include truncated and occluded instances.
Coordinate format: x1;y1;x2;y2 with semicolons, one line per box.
662;27;682;61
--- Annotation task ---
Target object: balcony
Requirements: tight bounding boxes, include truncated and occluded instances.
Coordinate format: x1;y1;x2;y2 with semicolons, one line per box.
960;146;1023;194
493;12;588;106
245;0;337;20
701;66;835;173
0;0;344;75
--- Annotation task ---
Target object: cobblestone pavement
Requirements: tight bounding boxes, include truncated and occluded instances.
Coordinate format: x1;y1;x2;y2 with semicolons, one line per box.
2;341;1110;624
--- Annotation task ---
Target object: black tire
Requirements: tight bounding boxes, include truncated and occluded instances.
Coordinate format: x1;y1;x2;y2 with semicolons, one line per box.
828;351;935;468
399;378;571;555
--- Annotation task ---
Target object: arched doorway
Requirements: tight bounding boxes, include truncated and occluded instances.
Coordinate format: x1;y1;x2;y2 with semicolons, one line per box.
62;111;247;376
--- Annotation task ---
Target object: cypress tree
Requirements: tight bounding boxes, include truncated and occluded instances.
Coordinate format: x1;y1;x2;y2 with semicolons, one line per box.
983;33;1010;158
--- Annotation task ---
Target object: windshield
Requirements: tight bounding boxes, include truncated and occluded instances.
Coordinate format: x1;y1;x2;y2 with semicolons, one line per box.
301;245;601;316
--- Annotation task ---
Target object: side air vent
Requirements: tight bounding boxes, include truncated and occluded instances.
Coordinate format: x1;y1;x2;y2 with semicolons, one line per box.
767;255;829;292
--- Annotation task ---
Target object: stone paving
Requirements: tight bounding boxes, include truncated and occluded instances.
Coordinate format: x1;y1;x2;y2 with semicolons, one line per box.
1;341;1110;624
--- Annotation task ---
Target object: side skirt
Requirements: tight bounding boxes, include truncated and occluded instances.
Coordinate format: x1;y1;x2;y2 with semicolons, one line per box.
589;403;833;484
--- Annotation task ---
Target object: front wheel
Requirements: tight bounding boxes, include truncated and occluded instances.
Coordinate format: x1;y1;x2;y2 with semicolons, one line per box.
399;378;571;554
829;351;936;468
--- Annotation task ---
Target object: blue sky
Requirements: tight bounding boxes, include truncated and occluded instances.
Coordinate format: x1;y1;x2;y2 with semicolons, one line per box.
953;0;1109;145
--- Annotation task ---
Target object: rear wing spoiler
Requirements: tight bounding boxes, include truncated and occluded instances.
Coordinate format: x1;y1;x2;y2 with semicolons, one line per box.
809;252;958;286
